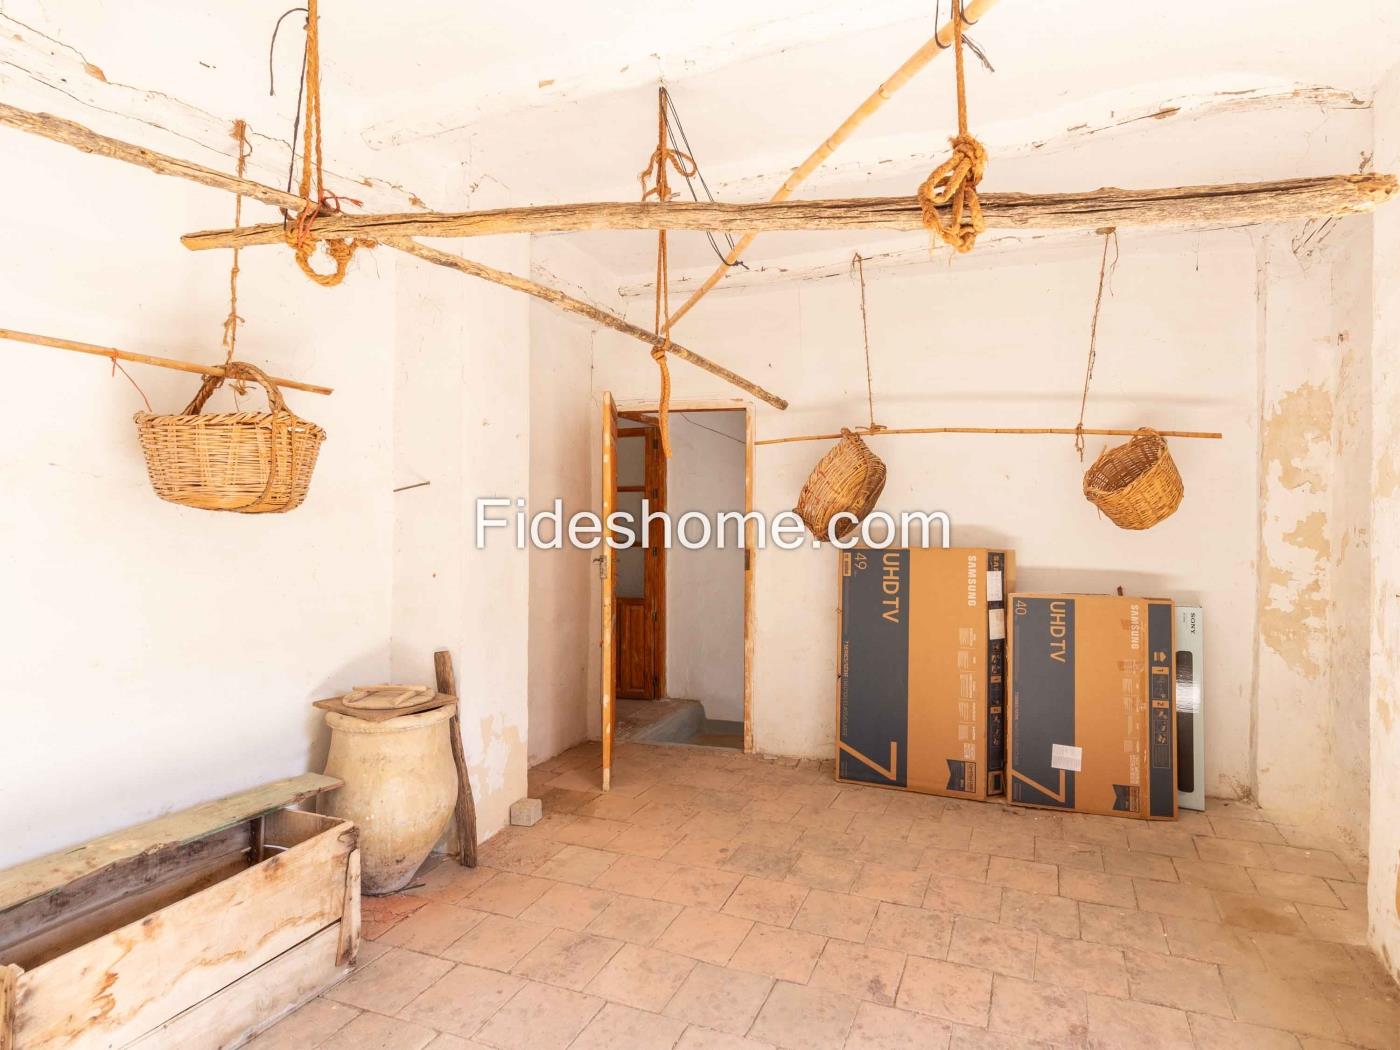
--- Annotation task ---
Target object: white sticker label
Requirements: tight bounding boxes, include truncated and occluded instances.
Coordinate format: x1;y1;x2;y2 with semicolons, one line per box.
988;608;1006;641
1051;744;1083;772
986;570;1004;603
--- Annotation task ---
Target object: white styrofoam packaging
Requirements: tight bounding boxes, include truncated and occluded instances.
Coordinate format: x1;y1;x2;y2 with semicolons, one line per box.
1175;606;1205;810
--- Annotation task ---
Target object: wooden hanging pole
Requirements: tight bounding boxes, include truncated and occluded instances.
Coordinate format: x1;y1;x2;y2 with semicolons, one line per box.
0;102;787;411
382;238;789;409
181;174;1400;250
757;425;1223;446
660;0;1004;332
0;328;334;396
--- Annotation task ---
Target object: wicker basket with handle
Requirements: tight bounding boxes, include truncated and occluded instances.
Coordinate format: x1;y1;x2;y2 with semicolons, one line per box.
134;361;326;513
1082;427;1183;530
795;428;888;542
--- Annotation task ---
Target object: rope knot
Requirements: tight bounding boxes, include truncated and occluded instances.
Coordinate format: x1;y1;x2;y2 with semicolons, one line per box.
917;133;987;253
651;339;673;460
639;145;697;203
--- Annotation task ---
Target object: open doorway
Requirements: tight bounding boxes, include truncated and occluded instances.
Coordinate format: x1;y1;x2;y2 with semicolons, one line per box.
601;396;754;788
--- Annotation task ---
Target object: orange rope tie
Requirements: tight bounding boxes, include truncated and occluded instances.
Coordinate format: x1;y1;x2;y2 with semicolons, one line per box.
285;0;374;286
917;0;987;253
642;88;691;460
222;119;253;396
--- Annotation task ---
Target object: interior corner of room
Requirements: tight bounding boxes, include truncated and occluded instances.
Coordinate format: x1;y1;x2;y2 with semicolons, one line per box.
3;1;1400;1046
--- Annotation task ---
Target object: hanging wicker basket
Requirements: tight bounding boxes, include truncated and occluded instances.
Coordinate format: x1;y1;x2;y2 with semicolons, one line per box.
134;361;326;514
1082;427;1183;530
795;428;888;542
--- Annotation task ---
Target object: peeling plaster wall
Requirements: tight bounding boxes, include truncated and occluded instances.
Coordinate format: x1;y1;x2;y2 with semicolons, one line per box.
389;205;532;842
1253;220;1373;843
1368;61;1400;981
0;131;395;867
587;230;1260;794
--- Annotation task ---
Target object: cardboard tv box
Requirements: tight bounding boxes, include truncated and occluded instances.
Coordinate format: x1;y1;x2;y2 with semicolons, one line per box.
1008;593;1176;820
837;547;1014;800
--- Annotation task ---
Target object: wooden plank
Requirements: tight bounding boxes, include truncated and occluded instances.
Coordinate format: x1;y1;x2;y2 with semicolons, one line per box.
180;173;1400;249
0;774;340;915
127;923;349;1050
434;651;479;868
15;820;354;1050
0;825;252;968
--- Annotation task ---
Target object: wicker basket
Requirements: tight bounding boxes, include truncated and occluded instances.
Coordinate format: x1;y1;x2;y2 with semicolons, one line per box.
1083;427;1183;530
134;361;326;514
795;428;888;542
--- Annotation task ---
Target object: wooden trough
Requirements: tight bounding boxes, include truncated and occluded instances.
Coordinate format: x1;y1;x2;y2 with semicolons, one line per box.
0;774;358;1050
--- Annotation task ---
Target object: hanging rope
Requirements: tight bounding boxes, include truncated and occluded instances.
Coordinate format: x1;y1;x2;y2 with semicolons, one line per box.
283;0;373;286
917;0;987;253
219;119;253;396
851;253;883;433
1074;228;1120;460
639;87;696;460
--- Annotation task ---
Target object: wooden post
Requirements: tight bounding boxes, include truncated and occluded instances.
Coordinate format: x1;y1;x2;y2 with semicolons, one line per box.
337;848;361;966
0;102;788;411
0;963;18;1050
434;651;478;868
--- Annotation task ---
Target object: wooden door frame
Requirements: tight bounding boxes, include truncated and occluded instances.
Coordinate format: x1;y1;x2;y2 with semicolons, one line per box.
614;398;756;753
601;393;618;791
615;425;667;700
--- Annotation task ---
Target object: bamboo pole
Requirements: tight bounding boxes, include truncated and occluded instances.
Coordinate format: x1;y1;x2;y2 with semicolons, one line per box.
662;0;1004;332
180;174;1400;250
0;328;334;396
756;425;1223;446
0;103;787;411
383;239;788;410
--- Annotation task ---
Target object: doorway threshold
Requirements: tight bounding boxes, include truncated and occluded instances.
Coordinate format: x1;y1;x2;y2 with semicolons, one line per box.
616;698;743;750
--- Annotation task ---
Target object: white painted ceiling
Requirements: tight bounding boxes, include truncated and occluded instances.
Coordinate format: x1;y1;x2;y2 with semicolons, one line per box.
4;0;1398;286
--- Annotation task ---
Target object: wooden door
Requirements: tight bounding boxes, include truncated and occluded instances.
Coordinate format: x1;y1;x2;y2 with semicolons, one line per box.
600;392;618;792
615;425;666;700
616;598;651;697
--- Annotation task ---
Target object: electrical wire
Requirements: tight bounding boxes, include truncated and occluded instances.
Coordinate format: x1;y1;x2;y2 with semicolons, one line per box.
661;87;749;270
268;7;310;209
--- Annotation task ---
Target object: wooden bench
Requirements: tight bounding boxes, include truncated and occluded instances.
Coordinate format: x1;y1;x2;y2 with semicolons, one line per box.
0;774;358;1050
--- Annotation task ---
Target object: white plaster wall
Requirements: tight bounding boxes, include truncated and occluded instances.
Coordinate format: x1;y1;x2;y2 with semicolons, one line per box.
0;132;395;867
526;299;595;764
1368;61;1400;980
666;410;747;723
589;231;1260;795
389;228;532;845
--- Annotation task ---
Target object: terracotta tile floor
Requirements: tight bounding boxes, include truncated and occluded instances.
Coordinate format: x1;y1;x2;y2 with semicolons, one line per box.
249;741;1400;1050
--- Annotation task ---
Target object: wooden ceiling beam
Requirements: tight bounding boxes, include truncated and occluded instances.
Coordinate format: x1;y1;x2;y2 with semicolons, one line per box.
0;101;788;411
179;174;1398;250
